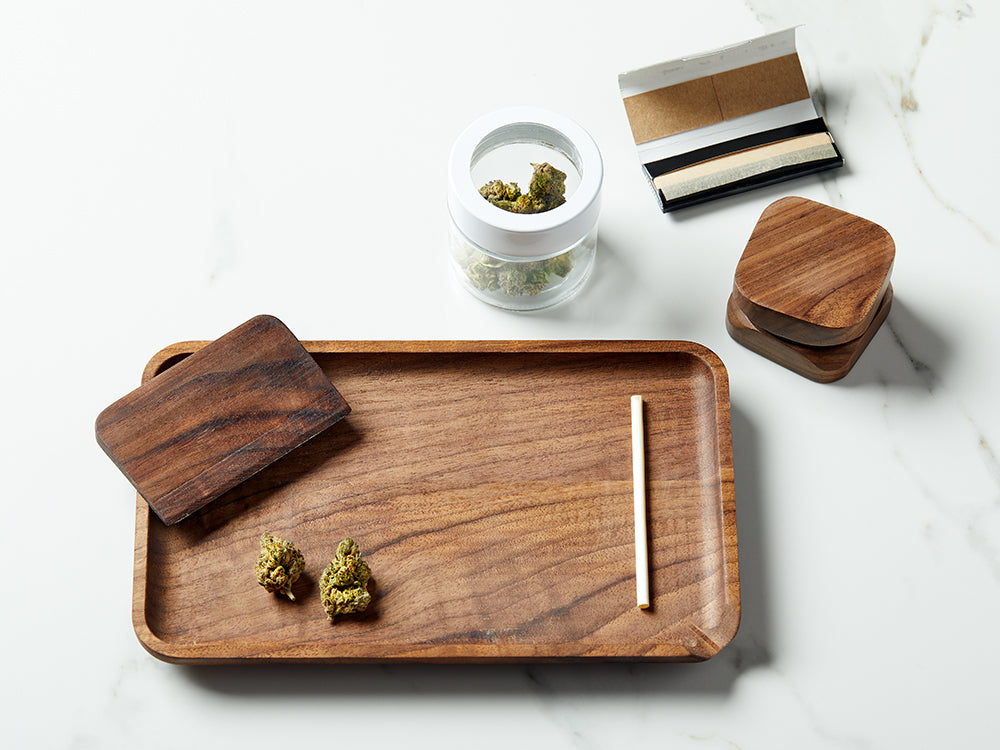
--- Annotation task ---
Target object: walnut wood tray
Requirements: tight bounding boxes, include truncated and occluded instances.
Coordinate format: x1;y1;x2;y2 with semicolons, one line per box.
133;340;739;663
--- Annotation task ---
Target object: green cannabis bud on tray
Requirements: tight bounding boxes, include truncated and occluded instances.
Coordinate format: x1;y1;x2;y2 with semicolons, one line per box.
479;161;567;214
320;537;372;619
255;532;305;600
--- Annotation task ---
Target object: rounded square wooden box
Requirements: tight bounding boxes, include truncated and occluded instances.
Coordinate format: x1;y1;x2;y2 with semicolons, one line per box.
726;197;895;382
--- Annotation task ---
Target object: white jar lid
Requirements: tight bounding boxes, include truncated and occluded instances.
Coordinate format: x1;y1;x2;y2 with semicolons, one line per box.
447;106;603;260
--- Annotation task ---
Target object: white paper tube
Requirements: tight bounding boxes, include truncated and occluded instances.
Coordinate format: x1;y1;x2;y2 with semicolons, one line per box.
631;395;650;609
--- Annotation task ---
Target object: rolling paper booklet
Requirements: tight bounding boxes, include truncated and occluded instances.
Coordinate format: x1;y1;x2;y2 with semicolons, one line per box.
618;28;844;212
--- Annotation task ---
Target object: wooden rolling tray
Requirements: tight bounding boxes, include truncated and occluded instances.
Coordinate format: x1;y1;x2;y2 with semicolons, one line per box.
133;340;739;663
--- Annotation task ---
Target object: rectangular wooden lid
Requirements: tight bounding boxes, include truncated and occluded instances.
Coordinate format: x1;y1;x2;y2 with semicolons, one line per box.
96;315;351;525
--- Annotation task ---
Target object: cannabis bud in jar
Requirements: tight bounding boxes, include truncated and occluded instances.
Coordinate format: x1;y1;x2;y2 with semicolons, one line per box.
465;249;574;297
255;532;305;600
479;162;567;214
465;162;575;297
320;537;372;619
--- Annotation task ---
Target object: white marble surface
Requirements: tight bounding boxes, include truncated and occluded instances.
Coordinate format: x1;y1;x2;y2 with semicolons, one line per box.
2;0;998;747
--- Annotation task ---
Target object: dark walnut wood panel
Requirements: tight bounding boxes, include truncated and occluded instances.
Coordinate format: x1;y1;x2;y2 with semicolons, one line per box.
733;196;895;346
97;315;351;525
133;341;738;663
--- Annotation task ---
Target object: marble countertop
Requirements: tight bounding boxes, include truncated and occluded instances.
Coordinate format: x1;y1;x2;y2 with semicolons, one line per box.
3;1;998;747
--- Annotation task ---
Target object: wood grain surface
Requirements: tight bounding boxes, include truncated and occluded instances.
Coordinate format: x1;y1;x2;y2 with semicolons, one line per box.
733;197;895;346
132;341;739;663
726;286;893;382
97;315;351;525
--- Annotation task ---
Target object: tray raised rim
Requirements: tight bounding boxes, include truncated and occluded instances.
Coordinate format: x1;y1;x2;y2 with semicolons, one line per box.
132;340;739;664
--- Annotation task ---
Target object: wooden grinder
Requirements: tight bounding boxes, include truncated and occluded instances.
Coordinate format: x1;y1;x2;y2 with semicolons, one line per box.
726;197;895;382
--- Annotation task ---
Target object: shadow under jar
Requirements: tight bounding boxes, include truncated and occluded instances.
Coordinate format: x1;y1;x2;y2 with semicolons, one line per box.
447;107;604;311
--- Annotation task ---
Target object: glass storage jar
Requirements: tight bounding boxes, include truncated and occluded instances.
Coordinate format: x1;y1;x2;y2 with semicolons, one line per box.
447;107;603;311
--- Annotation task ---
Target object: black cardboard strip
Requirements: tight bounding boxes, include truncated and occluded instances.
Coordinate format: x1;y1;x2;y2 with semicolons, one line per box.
643;117;831;180
656;147;844;212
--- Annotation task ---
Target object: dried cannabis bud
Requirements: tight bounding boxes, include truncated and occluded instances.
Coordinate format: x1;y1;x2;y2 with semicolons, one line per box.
479;162;567;214
543;250;573;278
524;161;567;212
320;537;372;619
479;178;522;207
468;161;575;296
255;532;305;600
465;249;575;296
